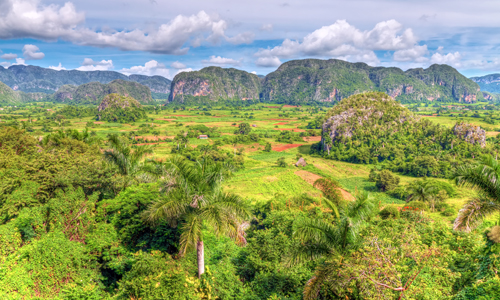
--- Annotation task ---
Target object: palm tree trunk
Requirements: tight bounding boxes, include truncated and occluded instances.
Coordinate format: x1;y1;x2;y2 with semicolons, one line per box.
197;240;204;278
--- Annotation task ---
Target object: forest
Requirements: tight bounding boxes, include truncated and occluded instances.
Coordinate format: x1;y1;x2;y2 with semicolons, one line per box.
1;92;500;299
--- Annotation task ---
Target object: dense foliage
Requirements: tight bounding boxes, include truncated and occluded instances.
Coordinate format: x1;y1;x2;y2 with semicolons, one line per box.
317;92;495;178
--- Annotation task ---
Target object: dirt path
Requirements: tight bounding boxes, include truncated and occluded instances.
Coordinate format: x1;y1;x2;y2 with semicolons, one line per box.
294;170;355;201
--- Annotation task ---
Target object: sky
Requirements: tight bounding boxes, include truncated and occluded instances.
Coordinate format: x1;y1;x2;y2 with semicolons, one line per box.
1;0;500;79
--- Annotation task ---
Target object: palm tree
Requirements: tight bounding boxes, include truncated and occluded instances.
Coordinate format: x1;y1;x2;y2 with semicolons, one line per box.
290;192;376;299
453;155;500;232
142;157;251;278
406;179;438;203
103;134;154;187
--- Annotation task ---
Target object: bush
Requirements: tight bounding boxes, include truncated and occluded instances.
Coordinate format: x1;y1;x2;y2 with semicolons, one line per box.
407;201;428;211
375;170;400;192
442;207;456;217
379;205;400;219
276;157;287;167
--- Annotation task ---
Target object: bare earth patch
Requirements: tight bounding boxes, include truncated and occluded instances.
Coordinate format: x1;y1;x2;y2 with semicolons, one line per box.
272;144;304;151
134;136;174;141
94;121;105;124
303;136;322;142
156;118;177;121
274;122;288;125
294;170;355;201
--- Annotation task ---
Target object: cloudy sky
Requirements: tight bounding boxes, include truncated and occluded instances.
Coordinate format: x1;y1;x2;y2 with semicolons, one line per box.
1;0;500;79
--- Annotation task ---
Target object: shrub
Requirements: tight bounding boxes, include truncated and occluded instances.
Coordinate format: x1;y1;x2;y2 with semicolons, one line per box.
379;205;400;219
375;170;400;192
276;157;287;167
442;207;456;217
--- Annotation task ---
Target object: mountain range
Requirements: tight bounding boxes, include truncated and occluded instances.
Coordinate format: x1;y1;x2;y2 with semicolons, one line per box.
170;59;483;104
1;59;499;106
0;65;171;95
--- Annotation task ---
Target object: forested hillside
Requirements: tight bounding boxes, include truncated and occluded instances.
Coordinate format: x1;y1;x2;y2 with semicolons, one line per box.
169;67;261;103
261;59;482;104
318;92;490;178
52;79;153;105
0;65;171;94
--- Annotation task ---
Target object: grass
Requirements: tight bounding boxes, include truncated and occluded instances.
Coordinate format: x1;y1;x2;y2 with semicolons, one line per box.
6;102;492;224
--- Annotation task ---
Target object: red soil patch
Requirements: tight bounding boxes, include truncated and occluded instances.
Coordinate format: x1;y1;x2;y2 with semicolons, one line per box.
302;136;322;142
269;119;289;120
283;105;299;108
274;122;288;125
273;128;306;132
294;170;355;201
272;144;303;152
20;119;37;122
94;122;105;124
156;118;177;121
169;114;194;117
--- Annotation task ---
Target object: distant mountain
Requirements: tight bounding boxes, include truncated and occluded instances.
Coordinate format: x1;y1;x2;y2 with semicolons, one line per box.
261;59;482;104
470;74;500;94
0;65;171;94
52;79;153;105
168;67;261;103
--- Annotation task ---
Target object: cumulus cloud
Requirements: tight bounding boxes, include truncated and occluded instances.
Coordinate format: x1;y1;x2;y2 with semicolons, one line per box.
120;60;193;79
1;53;17;60
393;45;428;62
0;1;252;54
255;19;418;66
255;56;282;67
76;58;114;71
170;61;186;69
1;57;26;67
48;63;66;70
202;55;242;67
430;51;462;67
22;44;44;60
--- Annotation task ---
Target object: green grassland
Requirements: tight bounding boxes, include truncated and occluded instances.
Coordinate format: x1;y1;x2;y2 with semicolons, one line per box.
1;101;488;224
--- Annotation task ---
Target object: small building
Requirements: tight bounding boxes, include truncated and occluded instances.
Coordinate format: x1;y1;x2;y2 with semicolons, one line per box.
198;135;209;139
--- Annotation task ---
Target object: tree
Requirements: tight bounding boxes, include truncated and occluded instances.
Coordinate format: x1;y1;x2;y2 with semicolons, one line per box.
276;157;287;167
375;170;400;192
103;134;154;188
142;157;252;278
290;192;376;296
237;123;252;135
453;155;500;232
264;143;272;152
406;180;437;203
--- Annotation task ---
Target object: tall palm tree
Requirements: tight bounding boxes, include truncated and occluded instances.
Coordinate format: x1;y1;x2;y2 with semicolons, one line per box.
142;157;251;278
453;155;500;232
103;134;154;187
290;192;376;298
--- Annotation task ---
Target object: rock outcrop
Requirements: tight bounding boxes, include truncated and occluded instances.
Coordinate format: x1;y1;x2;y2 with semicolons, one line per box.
453;122;486;148
168;67;261;103
261;59;482;104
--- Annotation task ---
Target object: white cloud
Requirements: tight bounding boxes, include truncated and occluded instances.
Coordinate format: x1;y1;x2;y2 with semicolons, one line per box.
76;58;113;71
0;1;251;54
1;57;26;67
255;56;282;67
255;19;417;66
393;45;428;62
430;51;462;67
22;44;44;60
170;61;186;69
202;55;242;67
120;60;193;79
1;53;17;60
251;71;257;74
260;24;273;32
48;62;66;70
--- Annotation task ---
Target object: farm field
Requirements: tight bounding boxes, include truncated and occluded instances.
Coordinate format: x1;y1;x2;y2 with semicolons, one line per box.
1;101;486;223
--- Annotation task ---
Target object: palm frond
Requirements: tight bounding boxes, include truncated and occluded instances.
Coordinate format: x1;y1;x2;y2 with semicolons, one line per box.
453;196;500;232
142;192;191;227
178;213;203;256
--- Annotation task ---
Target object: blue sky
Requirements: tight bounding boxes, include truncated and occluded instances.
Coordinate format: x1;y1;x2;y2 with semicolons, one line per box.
1;0;500;78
